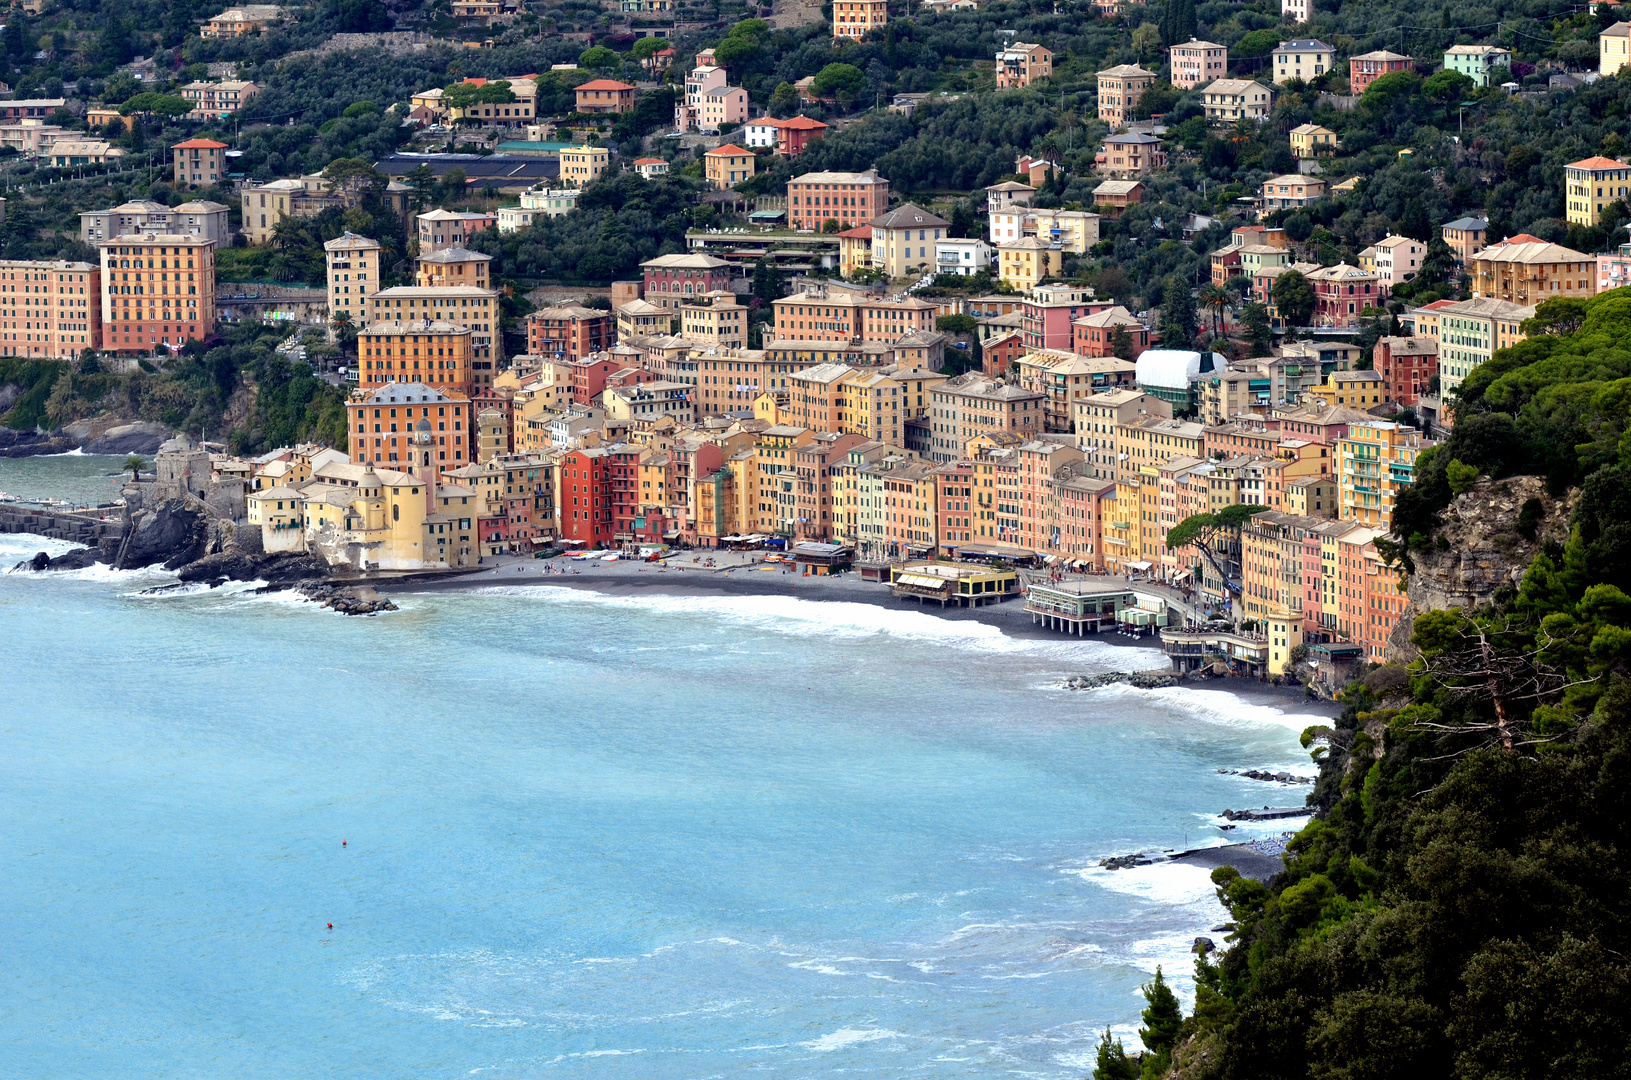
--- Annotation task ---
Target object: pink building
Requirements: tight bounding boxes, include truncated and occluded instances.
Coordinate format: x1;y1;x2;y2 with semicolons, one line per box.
1021;287;1111;351
1305;263;1380;328
1170;39;1228;89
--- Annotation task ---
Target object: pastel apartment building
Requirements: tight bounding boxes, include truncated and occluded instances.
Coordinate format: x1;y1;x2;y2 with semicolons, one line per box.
416;209;496;254
1441;216;1488;264
1203;79;1275;124
1271;39;1335;85
98;233;216;354
1170;39;1227;89
324;231;380;331
1564;156;1631;227
1443;43;1510;87
1470;234;1596;306
996;43;1053;89
172;138;228;187
704;144;754;189
1603;21;1631;76
832;0;887;41
199;5;283;37
1096;65;1156;128
559;145;611;187
180;80;259;120
0;258;100;360
573;80;636;114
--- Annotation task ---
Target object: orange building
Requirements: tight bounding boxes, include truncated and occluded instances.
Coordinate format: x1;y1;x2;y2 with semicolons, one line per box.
358;319;475;395
0;259;101;360
832;0;886;40
704;144;755;189
348;382;474;472
98;233;216;354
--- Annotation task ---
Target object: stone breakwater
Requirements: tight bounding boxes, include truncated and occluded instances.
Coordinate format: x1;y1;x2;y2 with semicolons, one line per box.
1219;768;1316;785
293;583;397;616
1059;671;1180;690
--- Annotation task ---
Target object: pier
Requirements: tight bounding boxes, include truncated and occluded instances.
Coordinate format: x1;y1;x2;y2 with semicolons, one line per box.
0;503;124;550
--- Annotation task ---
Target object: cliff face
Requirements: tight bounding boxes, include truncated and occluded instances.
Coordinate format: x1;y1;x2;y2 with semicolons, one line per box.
1386;475;1574;663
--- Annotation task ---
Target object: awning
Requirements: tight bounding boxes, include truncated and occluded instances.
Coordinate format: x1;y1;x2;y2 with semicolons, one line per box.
1128;560;1153;571
896;573;952;590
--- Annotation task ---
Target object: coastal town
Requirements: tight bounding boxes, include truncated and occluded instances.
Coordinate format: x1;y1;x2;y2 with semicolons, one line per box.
9;0;1631;1074
1;0;1624;685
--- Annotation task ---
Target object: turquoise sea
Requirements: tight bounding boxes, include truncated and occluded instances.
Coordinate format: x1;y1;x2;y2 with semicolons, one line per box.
1;481;1322;1078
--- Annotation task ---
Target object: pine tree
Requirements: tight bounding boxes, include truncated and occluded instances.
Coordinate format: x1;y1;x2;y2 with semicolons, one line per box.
1093;1027;1140;1080
1138;966;1183;1079
1160;276;1198;350
1159;0;1196;45
1109;323;1134;359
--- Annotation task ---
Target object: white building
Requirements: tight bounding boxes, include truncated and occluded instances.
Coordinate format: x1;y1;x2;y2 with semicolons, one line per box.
742;118;782;148
935;237;993;276
496;187;578;232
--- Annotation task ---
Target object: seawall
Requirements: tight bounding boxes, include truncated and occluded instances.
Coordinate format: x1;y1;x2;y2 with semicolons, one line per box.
0;504;124;550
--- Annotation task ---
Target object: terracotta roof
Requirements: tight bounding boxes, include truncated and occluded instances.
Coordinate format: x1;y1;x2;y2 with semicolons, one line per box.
576;79;635;91
1567;156;1631;171
172;138;229;149
779;114;829;131
705;143;751;156
837;224;872;239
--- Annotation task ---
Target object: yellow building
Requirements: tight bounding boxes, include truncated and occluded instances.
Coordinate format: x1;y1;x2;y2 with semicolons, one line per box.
870;203;950;279
1286;475;1336;518
679;291;748;348
1289;123;1336;159
1603;21;1630;76
559;145;611;187
1565;156;1631;227
841;366;946;445
324;231;380;332
1338;420;1432;529
838;225;873;277
1470;235;1595;307
1098;480;1143;573
704;144;755;189
998;238;1062;291
1304;370;1385;410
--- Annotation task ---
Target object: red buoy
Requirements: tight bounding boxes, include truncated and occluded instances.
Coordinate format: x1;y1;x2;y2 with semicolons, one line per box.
328;923;333;929
342;840;347;846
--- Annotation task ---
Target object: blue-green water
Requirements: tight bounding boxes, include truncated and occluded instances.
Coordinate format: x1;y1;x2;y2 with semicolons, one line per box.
0;451;130;507
1;530;1320;1079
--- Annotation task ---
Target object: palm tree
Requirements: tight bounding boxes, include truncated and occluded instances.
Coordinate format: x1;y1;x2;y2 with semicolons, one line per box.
1198;283;1231;339
123;455;146;482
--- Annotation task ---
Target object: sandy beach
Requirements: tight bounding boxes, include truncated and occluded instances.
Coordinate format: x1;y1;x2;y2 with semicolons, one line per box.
389;550;1159;646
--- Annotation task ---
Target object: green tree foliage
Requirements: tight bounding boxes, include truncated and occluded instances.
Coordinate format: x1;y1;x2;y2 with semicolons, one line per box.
1272;269;1315;329
1093;1028;1140;1080
118;93;190;117
810;62;866;99
578;46;619;70
1160;275;1198;349
1139;967;1183;1077
470;172;703;284
630;37;669;61
1445;458;1481;493
1158;0;1196;48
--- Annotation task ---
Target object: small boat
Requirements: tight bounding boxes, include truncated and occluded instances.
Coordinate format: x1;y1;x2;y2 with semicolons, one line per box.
0;491;17;503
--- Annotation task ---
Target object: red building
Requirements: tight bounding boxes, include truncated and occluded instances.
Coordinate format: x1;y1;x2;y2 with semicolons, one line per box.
1348;50;1412;93
567;353;651;406
559;444;641;548
527;304;614;362
777;114;829;156
639;253;736;312
1373;336;1438;407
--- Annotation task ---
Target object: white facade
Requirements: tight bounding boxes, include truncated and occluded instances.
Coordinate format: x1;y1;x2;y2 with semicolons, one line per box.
935;238;993;276
742;120;781;148
990;209;1028;244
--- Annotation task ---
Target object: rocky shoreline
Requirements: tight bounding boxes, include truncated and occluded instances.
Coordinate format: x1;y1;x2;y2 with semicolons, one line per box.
0;419;174;458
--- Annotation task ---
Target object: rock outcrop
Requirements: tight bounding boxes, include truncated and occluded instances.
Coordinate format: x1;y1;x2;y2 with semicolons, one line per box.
177;548;331;585
113;499;209;570
0;428;76;457
1387;475;1574;664
81;421;173;455
12;547;101;572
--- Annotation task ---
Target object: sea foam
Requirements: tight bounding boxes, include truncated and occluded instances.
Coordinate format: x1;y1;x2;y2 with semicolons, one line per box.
473;584;1161;668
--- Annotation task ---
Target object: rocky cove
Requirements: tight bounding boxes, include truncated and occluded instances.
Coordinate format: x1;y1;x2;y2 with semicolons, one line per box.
0;418;175;458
